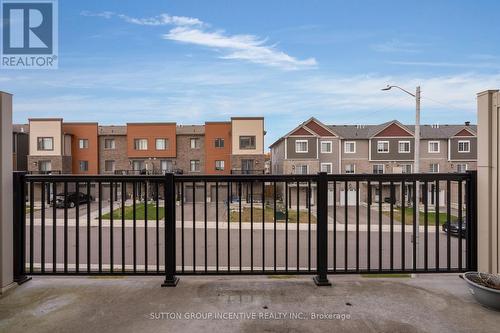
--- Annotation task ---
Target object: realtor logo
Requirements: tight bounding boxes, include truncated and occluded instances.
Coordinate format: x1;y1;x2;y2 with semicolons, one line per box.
1;0;58;69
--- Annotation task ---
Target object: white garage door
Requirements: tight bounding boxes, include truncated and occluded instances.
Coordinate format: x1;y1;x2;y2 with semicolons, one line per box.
328;189;334;205
340;189;357;206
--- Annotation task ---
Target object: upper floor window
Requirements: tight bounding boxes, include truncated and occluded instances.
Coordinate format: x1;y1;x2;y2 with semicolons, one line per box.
38;160;51;172
295;165;308;175
373;164;384;174
215;138;224;148
156;138;168;150
398;141;411;153
377;141;389;153
295;140;308;153
239;136;256;150
320;141;332;153
428;141;440;153
401;164;412;174
79;139;89;149
104;138;115;149
458;140;470;153
190;160;200;172
344;141;356;153
104;160;115;172
134;139;148;150
37;137;53;151
132;160;144;171
79;161;89;172
429;163;439;173
215;160;225;171
190;138;200;149
161;160;173;173
457;163;468;173
320;163;332;174
345;163;355;174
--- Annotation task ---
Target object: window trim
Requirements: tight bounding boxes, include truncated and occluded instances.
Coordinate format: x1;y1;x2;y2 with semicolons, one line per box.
458;140;470;153
372;164;385;174
79;138;89;149
104;138;116;150
345;163;356;174
344;141;356;154
134;138;148;151
239;136;256;150
104;160;115;172
37;137;54;151
400;163;413;173
295;140;309;153
79;160;89;172
214;138;225;148
427;140;440;153
320;162;333;174
190;159;201;172
429;163;440;173
190;138;200;149
160;160;173;172
215;160;225;171
398;140;411;153
38;160;52;172
377;141;390;153
320;140;333;153
155;138;168;151
295;164;309;175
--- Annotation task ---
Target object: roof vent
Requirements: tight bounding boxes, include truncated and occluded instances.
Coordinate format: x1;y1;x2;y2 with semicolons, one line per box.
356;124;365;129
465;121;470;126
432;124;440;129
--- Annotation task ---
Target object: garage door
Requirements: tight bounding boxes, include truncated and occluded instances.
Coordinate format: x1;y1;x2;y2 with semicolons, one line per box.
340;189;357;206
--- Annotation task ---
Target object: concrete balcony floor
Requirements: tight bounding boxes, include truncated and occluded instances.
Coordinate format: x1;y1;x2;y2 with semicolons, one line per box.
0;274;498;333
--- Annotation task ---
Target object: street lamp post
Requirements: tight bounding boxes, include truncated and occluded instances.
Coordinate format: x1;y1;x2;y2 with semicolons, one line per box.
382;85;421;266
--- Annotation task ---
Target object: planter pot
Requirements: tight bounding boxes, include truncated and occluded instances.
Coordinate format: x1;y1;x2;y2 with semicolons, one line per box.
463;272;500;311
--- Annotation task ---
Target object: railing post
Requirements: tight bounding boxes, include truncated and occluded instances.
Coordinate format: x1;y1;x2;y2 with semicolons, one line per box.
162;173;179;287
13;171;31;284
314;172;331;286
466;170;478;271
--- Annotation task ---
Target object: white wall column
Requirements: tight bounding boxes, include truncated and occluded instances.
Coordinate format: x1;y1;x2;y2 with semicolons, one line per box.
0;91;14;292
477;89;500;274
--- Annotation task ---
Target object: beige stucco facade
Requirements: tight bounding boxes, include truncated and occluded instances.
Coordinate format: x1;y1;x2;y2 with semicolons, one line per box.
28;119;64;156
231;117;264;155
477;89;500;274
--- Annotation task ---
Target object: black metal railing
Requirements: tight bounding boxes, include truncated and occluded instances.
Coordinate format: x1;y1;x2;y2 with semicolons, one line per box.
13;171;477;286
230;169;265;175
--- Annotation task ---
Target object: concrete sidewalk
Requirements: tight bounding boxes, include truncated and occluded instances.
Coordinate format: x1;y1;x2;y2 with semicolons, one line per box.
0;274;498;333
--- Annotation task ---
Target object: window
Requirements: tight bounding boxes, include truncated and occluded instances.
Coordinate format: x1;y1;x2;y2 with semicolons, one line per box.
104;160;115;172
215;138;224;148
134;139;148;150
457;163;468;173
190;138;200;149
156;138;168;150
320;163;332;174
132;160;144;171
345;164;355;174
37;137;53;151
320;141;332;153
428;141;440;153
295;165;308;175
79;139;89;149
458;140;470;153
239;136;256;149
344;141;356;153
398;141;411;153
160;160;173;173
401;164;412;174
190;160;200;172
215;160;225;171
377;141;389;153
104;138;115;149
429;163;439;173
295;140;308;153
373;164;384;174
79;161;89;172
38;160;51;172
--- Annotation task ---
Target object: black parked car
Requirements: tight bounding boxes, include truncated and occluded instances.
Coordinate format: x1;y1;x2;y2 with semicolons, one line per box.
442;218;467;238
52;192;93;208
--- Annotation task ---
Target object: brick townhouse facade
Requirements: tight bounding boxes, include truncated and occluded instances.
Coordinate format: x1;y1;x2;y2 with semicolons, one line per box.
270;117;477;208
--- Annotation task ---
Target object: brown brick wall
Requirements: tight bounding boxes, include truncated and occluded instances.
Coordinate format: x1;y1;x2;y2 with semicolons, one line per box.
99;135;129;173
176;134;205;173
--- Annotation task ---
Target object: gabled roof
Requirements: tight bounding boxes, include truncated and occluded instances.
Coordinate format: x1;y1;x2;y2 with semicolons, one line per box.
370;120;414;138
269;117;340;148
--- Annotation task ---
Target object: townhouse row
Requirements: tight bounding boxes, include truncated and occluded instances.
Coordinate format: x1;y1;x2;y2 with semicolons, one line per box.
18;117;266;175
270;118;477;207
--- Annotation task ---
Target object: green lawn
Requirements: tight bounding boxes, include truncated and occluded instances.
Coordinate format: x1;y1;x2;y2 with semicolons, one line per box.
230;207;316;224
101;203;165;220
383;207;458;226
